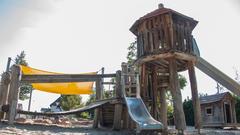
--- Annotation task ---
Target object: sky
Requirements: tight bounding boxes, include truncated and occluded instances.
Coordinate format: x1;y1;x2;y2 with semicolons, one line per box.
0;0;240;111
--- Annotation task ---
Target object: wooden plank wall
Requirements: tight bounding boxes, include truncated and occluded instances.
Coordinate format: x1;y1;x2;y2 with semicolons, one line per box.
136;13;194;58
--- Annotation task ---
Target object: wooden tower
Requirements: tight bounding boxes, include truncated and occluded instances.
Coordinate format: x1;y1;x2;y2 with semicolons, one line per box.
130;4;201;133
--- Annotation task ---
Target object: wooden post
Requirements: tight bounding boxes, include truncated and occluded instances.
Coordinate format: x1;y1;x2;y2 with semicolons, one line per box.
141;64;147;100
28;89;33;111
188;61;202;133
93;68;104;128
152;65;158;119
93;79;101;128
0;72;11;120
121;63;130;129
8;65;21;124
168;58;186;132
113;70;123;130
6;57;11;72
159;88;168;134
232;100;237;124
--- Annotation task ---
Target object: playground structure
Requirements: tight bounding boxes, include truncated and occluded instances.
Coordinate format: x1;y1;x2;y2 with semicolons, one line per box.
0;4;240;134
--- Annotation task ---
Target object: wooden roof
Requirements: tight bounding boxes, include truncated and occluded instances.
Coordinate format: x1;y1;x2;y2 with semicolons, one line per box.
130;5;198;35
200;92;233;104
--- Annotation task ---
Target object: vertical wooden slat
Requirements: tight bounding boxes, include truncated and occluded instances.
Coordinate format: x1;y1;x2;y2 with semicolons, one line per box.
163;15;170;50
168;58;186;131
180;24;185;52
168;13;175;51
8;65;21;124
232;100;237;123
188;61;202;133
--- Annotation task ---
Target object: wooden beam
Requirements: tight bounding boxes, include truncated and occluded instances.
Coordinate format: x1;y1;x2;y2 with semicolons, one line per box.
152;65;158;119
7;65;21;124
0;72;11;120
134;52;197;66
175;52;197;62
134;53;174;66
93;79;102;128
21;74;116;83
159;88;168;134
168;58;186;131
188;61;202;133
113;71;123;130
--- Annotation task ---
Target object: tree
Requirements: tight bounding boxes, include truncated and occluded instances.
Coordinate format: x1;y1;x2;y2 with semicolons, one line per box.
233;68;240;122
127;40;137;64
60;95;84;111
183;99;194;126
14;51;33;100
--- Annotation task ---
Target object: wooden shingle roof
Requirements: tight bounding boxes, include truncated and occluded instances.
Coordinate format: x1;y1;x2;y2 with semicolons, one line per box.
199;92;232;104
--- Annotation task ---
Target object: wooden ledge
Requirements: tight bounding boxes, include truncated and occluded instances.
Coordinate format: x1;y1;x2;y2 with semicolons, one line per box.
134;52;197;65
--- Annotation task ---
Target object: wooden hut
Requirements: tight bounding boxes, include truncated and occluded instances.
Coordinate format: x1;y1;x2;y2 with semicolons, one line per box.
200;92;237;128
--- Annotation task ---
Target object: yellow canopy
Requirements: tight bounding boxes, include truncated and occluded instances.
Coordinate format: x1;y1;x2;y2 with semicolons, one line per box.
20;65;96;95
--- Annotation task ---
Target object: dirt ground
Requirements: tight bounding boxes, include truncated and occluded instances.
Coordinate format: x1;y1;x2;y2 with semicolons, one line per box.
0;120;240;135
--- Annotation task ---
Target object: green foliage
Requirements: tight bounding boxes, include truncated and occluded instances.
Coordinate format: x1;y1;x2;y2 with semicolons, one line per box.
183;99;194;126
104;90;113;99
79;112;90;119
15;51;28;66
14;51;33;100
233;95;240;123
126;40;137;64
233;69;240;122
86;94;95;105
60;95;84;111
178;74;187;90
167;105;174;125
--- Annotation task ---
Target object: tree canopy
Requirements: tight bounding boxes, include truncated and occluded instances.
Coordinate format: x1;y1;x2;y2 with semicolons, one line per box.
14;51;33;100
60;95;84;111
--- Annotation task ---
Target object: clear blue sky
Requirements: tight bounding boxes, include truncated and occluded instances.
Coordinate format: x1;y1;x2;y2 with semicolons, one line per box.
0;0;240;111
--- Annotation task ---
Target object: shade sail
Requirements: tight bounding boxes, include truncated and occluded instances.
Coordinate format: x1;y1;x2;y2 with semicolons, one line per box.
20;65;96;95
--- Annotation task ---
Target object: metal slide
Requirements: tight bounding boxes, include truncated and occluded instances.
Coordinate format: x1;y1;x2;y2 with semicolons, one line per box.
196;57;240;96
17;99;114;116
121;75;163;133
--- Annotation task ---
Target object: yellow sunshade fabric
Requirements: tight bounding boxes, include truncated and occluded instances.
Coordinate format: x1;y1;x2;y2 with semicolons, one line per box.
20;65;96;95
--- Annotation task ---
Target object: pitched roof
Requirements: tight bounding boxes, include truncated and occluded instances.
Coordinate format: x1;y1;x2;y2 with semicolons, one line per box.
199;92;232;104
130;5;198;35
50;96;61;106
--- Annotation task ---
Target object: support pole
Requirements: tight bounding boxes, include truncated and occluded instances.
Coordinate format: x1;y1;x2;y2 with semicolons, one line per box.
188;61;201;133
168;58;186;133
152;65;158;119
159;88;168;134
121;63;130;129
93;68;104;128
8;65;21;124
93;79;101;128
0;72;11;120
6;57;11;72
27;89;33;111
113;70;123;130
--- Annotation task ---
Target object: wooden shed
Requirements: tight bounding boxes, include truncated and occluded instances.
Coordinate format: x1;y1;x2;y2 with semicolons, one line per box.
200;92;237;128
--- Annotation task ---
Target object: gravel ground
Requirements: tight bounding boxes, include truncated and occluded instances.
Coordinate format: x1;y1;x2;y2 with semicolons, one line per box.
0;122;240;135
0;123;132;135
